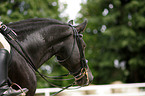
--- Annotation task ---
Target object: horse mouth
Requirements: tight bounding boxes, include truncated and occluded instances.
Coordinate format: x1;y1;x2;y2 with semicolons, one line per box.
75;77;87;86
75;73;93;86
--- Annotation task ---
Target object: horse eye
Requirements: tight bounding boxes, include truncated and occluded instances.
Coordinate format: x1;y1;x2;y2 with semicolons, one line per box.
79;34;83;37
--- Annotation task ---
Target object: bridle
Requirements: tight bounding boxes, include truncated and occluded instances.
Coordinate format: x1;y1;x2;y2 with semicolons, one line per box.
50;24;90;96
0;22;90;96
70;24;90;85
57;24;89;85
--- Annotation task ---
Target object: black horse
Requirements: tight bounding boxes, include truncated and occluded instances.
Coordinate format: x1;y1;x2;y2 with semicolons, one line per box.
7;18;93;96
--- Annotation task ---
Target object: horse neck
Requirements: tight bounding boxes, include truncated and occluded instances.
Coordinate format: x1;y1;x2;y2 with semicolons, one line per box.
19;24;72;68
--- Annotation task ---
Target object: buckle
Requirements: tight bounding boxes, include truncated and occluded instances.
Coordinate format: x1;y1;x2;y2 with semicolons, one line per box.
74;68;86;81
1;25;7;31
74;68;90;86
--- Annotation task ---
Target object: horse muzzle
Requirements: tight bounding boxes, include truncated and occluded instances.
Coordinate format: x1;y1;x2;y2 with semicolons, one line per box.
74;68;93;86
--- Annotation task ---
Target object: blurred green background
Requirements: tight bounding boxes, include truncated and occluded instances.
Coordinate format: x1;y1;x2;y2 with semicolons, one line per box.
0;0;145;88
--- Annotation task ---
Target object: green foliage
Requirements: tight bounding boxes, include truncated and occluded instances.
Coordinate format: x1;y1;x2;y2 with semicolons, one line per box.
77;0;145;84
0;0;65;23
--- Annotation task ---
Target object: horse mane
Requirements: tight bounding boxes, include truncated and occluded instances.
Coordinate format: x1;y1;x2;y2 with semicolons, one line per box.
7;18;67;34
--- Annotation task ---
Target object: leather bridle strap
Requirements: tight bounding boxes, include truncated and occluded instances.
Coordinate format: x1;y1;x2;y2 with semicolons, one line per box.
69;24;89;85
72;26;87;68
57;24;77;63
0;22;17;40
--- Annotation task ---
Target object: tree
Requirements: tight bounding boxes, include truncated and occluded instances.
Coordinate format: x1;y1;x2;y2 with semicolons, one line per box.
0;0;64;23
77;0;145;84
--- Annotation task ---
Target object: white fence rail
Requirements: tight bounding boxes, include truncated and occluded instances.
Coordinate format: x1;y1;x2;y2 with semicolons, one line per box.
35;83;145;96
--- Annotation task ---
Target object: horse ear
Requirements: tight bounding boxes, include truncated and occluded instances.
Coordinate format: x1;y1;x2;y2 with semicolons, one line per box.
68;20;73;25
75;19;87;33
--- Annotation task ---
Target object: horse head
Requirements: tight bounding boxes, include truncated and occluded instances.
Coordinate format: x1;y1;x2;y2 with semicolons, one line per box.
56;20;93;86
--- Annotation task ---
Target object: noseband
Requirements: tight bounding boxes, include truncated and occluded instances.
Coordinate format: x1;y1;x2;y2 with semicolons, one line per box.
58;24;90;85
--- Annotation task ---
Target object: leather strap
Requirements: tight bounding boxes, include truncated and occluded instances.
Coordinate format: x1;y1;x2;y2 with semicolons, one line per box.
0;22;17;40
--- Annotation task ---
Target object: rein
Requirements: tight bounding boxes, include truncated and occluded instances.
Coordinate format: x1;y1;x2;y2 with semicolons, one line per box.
0;22;89;95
